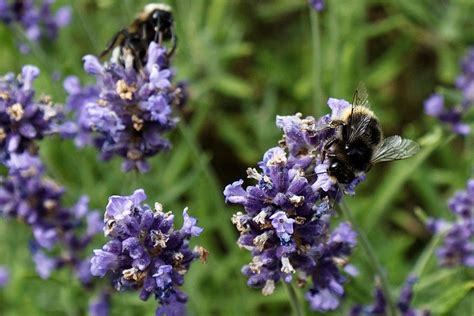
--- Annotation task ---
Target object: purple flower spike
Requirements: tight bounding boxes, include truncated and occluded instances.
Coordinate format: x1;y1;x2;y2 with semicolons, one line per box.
429;178;474;268
0;0;71;54
0;152;101;284
424;48;474;135
0;66;68;160
65;42;187;172
350;277;430;316
90;189;206;315
225;104;364;311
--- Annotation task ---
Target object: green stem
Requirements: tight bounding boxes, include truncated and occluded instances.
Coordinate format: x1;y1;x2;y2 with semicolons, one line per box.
309;8;323;116
13;26;55;90
339;199;397;316
121;170;139;195
284;282;305;316
411;233;443;277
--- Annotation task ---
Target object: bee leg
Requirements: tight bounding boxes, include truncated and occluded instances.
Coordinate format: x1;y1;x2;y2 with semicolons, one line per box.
166;33;178;57
329;120;345;128
322;137;336;162
100;28;129;59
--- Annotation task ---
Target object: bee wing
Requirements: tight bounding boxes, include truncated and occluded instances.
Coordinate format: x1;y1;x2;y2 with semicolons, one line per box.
353;82;369;107
348;114;373;143
345;83;371;142
371;135;420;163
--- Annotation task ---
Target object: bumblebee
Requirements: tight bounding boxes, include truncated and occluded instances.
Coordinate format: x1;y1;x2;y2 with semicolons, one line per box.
100;3;176;69
322;84;420;184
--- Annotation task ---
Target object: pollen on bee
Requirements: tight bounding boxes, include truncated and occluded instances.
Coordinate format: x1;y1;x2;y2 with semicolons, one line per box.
143;3;172;14
340;105;375;121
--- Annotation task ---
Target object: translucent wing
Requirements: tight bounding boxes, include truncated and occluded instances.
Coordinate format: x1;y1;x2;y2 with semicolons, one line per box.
347;114;373;143
371;135;420;163
352;82;369;107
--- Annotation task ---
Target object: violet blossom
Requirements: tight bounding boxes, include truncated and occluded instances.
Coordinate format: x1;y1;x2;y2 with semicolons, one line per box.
65;42;186;173
424;48;474;135
0;65;71;161
0;152;102;283
350;277;431;316
0;0;71;54
428;179;474;267
224;99;363;312
90;189;206;316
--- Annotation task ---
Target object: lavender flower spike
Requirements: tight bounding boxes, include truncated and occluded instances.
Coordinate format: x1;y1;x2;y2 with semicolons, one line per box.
0;0;71;54
66;42;186;173
225;99;364;312
0;65;67;160
350;277;431;316
428;179;474;267
0;152;101;283
424;48;474;135
90;189;206;316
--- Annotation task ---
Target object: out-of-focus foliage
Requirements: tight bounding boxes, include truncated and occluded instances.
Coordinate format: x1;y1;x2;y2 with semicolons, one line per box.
0;0;473;315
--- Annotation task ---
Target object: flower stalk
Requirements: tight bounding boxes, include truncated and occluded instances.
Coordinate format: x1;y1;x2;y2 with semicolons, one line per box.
339;199;397;316
284;282;305;316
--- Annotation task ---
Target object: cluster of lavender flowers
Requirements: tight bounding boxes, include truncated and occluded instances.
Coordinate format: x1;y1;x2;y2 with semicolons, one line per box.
309;0;325;11
424;48;474;135
90;189;205;315
0;65;110;312
0;0;71;54
0;65;72;161
224;99;362;312
0;152;102;283
65;42;186;173
350;277;430;316
428;179;474;268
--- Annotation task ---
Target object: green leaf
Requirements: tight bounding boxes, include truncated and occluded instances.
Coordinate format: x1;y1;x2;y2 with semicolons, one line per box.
429;281;474;314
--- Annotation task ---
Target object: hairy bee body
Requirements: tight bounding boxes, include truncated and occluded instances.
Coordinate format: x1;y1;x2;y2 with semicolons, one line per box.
101;3;175;70
323;88;419;185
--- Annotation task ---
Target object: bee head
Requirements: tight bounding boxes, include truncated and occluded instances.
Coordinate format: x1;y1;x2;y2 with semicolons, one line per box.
150;8;173;36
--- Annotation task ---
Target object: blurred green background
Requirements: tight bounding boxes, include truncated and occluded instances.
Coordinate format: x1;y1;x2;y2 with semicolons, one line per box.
0;0;473;315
